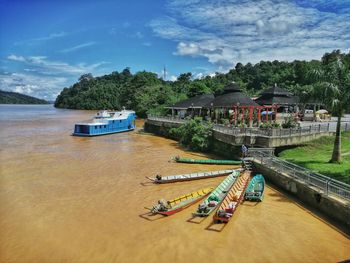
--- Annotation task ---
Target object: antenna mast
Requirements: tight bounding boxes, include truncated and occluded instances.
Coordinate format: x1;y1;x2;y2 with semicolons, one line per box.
163;65;167;81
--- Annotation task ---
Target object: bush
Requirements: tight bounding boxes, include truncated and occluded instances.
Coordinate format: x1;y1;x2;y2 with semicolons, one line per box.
220;118;230;126
170;117;213;151
271;122;281;128
260;122;280;129
260;122;272;129
282;116;297;128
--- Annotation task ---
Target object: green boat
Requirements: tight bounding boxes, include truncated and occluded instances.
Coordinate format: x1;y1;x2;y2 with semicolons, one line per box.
193;170;240;217
173;156;241;165
244;174;265;202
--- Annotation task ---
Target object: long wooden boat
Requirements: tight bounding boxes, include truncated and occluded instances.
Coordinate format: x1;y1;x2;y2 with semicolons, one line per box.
146;187;214;216
192;170;240;217
213;171;251;223
145;169;238;184
173;156;241;165
244;174;265;202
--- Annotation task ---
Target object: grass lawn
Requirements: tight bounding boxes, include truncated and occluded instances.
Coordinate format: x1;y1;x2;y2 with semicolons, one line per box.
278;131;350;184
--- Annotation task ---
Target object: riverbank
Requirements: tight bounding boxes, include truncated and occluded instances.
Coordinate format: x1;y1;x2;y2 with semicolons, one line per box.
1;105;349;263
279;131;350;184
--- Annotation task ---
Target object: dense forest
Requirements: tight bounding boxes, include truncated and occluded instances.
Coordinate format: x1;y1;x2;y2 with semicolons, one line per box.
0;90;49;104
54;50;350;117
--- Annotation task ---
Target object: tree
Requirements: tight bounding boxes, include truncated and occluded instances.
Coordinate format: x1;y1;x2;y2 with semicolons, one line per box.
169;117;213;151
310;50;350;163
79;73;93;82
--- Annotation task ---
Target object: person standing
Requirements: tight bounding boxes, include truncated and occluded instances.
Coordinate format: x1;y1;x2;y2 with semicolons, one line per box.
241;144;248;158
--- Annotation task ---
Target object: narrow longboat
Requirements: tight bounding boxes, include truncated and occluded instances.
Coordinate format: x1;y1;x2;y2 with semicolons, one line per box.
192;170;240;217
173;156;241;165
145;169;239;184
147;187;214;216
213;171;251;223
244;174;265;201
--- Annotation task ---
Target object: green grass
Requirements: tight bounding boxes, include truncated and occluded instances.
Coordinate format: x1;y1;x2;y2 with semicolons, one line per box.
278;132;350;184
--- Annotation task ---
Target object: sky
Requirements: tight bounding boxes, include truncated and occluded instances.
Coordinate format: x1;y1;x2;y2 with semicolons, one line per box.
0;0;349;100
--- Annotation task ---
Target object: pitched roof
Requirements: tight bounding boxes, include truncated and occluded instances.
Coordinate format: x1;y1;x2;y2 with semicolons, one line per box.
210;82;259;107
168;93;214;109
255;95;299;105
255;84;299;105
261;84;293;97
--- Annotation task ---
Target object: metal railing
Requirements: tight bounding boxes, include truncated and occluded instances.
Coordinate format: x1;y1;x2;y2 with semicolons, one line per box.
247;149;350;201
147;115;185;124
147;115;350;138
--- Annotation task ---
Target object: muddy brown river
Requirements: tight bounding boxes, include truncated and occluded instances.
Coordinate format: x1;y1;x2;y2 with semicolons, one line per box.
0;105;349;263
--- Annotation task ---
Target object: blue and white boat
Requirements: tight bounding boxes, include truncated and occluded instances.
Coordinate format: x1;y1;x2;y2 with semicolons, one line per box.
73;109;136;136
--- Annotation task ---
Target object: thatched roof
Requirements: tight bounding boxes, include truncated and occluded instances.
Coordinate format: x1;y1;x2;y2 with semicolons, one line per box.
255;95;299;105
210;83;259;107
167;94;214;109
255;84;299;105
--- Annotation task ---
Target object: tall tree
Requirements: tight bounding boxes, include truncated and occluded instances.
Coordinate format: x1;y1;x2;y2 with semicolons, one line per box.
310;50;350;163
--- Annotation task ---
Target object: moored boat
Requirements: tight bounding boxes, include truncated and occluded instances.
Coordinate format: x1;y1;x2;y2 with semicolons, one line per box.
145;169;239;184
193;170;240;217
73;109;136;136
213;171;251;223
244;174;265;201
173;156;241;165
147;187;214;216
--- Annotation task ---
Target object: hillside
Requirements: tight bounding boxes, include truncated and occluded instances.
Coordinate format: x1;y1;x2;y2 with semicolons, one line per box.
54;50;350;117
0;90;49;104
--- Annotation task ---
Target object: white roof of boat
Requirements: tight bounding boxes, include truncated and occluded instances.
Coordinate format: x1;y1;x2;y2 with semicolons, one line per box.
75;110;135;126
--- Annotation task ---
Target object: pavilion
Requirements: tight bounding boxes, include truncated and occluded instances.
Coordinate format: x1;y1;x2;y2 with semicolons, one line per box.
255;84;299;122
167;93;214;118
209;82;262;126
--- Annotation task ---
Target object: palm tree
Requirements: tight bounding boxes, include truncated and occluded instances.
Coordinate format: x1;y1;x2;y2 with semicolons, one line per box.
310;50;350;163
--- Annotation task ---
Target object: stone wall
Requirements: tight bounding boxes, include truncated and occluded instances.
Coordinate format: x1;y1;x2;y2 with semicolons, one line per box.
253;162;350;234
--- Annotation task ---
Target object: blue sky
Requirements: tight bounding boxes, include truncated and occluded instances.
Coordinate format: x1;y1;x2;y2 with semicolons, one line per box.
0;0;349;100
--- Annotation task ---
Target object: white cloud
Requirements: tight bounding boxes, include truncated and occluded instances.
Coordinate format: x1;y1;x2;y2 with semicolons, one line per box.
7;54;26;62
169;75;178;81
59;42;97;53
15;32;67;45
6;54;107;75
150;0;350;71
3;55;111;100
0;72;69;100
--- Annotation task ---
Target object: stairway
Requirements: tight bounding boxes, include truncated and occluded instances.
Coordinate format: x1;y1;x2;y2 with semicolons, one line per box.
242;158;253;171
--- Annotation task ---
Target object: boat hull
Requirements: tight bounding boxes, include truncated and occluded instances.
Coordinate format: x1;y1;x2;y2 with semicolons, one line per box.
157;196;207;216
149;187;213;216
193;171;240;217
146;169;237;184
73;127;135;137
174;157;241;165
213;171;251;223
244;174;265;202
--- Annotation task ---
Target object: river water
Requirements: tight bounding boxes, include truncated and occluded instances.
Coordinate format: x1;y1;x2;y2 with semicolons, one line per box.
0;104;349;263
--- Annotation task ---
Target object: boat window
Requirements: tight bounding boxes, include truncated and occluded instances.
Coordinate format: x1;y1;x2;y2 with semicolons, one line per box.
120;120;122;123
95;126;97;129
99;125;101;128
104;125;106;128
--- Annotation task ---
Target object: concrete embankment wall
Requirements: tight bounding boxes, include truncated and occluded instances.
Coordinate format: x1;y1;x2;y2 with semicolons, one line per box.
254;162;350;234
144;119;241;159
